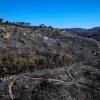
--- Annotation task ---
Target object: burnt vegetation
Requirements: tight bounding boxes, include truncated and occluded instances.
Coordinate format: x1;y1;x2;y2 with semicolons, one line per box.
0;18;100;77
0;18;100;100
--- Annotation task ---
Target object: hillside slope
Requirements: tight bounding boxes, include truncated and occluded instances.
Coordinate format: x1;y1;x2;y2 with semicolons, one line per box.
0;23;100;100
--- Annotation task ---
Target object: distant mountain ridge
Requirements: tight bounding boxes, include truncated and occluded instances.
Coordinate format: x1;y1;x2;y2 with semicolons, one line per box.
62;27;100;41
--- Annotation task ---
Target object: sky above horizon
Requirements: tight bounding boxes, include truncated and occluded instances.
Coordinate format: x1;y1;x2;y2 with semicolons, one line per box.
0;0;100;28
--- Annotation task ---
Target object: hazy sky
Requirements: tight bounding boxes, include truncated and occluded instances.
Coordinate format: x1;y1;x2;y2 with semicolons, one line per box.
0;0;100;28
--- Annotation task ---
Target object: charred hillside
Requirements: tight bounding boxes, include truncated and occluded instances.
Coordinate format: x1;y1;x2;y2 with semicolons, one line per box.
0;20;100;100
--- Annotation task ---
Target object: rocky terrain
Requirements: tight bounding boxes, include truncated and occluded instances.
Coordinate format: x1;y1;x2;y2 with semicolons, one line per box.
0;21;100;100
